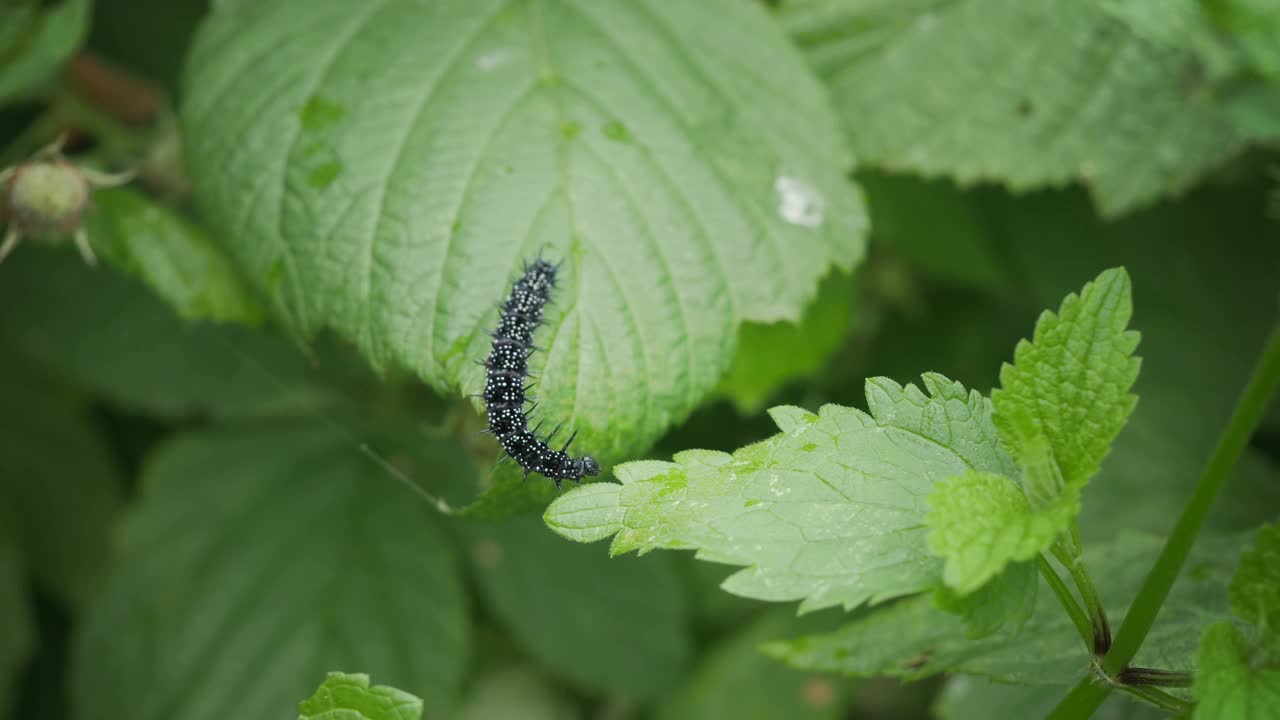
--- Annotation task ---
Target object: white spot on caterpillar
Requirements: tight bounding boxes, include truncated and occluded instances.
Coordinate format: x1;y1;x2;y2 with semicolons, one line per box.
774;176;825;228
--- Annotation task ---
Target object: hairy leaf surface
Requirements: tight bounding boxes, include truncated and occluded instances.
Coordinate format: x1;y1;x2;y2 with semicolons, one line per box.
547;373;1015;612
784;0;1277;215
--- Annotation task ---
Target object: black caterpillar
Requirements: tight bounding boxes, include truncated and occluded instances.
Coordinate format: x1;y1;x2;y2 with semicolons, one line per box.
481;257;600;487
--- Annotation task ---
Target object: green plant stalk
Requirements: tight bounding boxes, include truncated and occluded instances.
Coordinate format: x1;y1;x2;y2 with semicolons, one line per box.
1038;554;1093;651
1053;539;1111;653
1119;685;1194;715
1048;319;1280;719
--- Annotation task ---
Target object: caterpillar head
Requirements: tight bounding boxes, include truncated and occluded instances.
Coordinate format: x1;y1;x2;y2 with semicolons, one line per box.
580;455;601;478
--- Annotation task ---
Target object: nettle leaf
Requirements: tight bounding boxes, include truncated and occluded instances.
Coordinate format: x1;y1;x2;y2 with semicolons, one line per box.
934;561;1039;640
655;608;847;720
992;267;1141;488
0;536;34;719
463;516;691;700
297;673;423;720
783;0;1271;215
921;269;1137;598
71;425;470;719
0;355;123;608
1228;522;1280;635
927;436;1077;595
0;0;89;104
181;0;867;475
1194;623;1280;720
926;470;1072;595
87;188;264;325
764;531;1241;686
0;249;364;421
546;373;1016;612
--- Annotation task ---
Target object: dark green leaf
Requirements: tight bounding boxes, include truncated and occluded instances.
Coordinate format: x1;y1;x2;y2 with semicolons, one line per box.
859;171;1010;291
0;248;363;420
448;667;578;720
71;425;471;719
656;608;847;720
464;515;691;700
0;536;34;720
717;270;857;414
0;355;122;608
88;0;208;94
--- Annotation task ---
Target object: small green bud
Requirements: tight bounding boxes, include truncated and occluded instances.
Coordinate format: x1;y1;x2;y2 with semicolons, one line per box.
0;136;134;265
5;159;92;236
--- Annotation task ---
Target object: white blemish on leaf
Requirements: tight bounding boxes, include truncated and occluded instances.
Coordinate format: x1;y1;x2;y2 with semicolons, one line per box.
774;175;825;228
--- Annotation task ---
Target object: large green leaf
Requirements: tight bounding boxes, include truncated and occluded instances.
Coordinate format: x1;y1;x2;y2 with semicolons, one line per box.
655;608;847;720
0;249;364;420
0;535;34;720
783;0;1276;215
0;0;90;104
181;0;867;476
70;425;471;719
463;516;690;700
87;188;264;325
763;531;1242;686
546;373;1016;612
0;355;122;608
